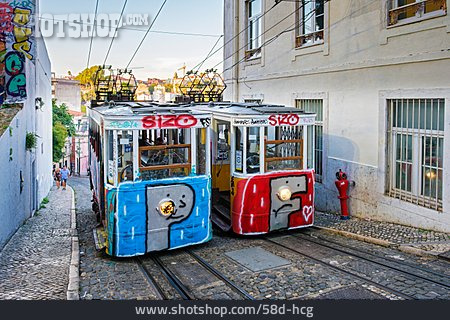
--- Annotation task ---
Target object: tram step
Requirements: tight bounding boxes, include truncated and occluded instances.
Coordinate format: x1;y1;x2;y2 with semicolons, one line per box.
93;226;107;251
214;203;230;219
212;204;231;232
218;193;230;207
212;212;232;232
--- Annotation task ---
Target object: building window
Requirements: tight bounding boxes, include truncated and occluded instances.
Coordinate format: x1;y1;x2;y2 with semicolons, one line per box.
296;99;323;182
388;0;447;26
387;98;445;211
246;0;262;60
296;0;325;48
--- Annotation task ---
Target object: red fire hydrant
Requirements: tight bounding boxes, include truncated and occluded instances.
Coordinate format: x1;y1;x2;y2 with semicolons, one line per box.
335;170;350;220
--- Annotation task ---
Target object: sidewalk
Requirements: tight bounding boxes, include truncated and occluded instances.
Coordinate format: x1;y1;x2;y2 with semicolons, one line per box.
315;212;450;260
0;185;76;300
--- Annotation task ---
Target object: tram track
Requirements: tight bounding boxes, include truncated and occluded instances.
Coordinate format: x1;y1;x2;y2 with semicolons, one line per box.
135;257;168;300
136;250;254;300
186;250;255;300
263;237;416;300
294;232;450;289
309;226;450;277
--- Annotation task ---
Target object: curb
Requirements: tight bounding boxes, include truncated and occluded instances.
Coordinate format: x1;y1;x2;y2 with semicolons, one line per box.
67;186;80;300
315;226;440;259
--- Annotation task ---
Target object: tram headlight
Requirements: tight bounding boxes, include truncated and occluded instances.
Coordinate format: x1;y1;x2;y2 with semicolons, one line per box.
277;187;292;202
159;200;175;216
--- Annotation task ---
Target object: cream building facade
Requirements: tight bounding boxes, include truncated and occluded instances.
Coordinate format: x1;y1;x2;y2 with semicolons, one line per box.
223;0;450;232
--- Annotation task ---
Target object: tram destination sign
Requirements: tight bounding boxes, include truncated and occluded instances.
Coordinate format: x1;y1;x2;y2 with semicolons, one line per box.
233;114;315;127
104;114;212;130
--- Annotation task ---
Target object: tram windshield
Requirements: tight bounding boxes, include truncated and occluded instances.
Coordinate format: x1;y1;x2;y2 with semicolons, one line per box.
233;125;305;175
104;127;209;185
264;126;303;172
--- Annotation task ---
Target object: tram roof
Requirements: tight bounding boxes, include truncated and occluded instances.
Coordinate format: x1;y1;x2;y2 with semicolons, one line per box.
190;102;315;117
89;101;317;122
89;101;211;117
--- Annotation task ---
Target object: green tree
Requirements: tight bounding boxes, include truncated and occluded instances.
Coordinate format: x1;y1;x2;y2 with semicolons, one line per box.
53;99;75;136
53;122;67;162
52;99;75;162
75;65;104;103
149;84;157;94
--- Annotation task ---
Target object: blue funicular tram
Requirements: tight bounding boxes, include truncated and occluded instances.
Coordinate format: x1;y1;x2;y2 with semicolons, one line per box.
88;68;213;257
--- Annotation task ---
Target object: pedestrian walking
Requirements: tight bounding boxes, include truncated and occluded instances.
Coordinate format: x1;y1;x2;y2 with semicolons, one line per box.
54;167;62;189
60;166;70;190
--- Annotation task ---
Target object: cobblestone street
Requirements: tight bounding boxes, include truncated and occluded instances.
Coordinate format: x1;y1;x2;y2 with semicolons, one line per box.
1;176;448;300
70;177;450;301
0;186;72;300
71;177;160;300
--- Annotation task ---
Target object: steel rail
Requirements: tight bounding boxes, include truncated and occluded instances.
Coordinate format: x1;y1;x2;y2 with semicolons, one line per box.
136;257;167;300
295;232;450;289
264;237;415;300
150;255;195;300
187;250;255;300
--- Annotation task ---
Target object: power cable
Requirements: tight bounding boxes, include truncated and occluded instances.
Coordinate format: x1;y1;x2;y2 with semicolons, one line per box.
195;35;223;73
37;16;221;37
125;0;168;70
103;0;128;66
190;0;283;71
86;0;100;69
219;1;327;73
214;0;328;71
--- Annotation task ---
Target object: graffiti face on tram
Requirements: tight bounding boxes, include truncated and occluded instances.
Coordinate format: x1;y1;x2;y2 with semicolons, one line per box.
146;184;195;251
269;175;307;231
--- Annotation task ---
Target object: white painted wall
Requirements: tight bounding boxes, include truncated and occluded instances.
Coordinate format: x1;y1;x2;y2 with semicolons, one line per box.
0;32;52;250
223;0;450;232
35;36;53;203
53;79;81;112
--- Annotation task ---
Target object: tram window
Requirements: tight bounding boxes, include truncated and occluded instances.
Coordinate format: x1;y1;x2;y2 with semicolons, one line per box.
106;130;115;185
217;123;230;161
235;127;244;173
138;129;192;180
247;127;261;174
197;128;207;175
264;127;303;172
117;131;133;182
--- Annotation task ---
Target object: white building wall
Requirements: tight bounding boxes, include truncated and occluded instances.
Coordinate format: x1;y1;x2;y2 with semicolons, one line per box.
35;36;53;203
53;80;81;112
0;25;52;249
223;0;450;232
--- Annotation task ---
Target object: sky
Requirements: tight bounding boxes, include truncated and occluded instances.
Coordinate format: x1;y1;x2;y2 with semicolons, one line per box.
39;0;224;80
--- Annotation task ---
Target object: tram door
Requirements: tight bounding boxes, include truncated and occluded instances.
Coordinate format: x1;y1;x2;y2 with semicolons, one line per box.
212;120;231;192
211;120;232;229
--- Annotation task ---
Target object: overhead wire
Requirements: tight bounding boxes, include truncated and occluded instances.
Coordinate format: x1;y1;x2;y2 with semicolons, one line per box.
125;0;168;70
190;0;283;72
86;0;100;69
37;16;221;38
103;0;128;66
218;0;330;73
213;0;328;72
194;35;224;73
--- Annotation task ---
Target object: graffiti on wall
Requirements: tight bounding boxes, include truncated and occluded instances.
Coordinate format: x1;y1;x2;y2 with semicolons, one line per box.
4;50;26;98
0;41;5;104
0;2;13;104
231;170;315;235
0;0;36;103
